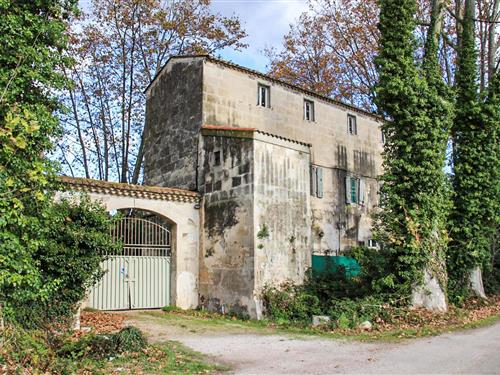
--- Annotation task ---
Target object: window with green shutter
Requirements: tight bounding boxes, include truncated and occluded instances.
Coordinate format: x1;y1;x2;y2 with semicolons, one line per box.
350;177;358;203
345;176;365;205
310;165;323;198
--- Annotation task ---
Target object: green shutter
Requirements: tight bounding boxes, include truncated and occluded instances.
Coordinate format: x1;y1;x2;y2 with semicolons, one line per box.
345;176;351;204
317;167;323;198
351;178;358;203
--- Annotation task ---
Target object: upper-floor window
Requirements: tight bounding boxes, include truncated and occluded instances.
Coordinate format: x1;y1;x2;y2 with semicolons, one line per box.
347;114;357;135
258;84;270;108
304;99;315;121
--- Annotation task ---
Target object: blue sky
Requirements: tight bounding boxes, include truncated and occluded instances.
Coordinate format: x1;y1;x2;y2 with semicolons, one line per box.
210;0;308;72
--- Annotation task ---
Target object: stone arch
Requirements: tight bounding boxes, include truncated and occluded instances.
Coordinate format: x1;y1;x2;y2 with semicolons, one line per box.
57;177;200;310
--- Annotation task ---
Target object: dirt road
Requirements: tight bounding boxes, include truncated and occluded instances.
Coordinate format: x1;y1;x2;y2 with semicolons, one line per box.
126;311;500;374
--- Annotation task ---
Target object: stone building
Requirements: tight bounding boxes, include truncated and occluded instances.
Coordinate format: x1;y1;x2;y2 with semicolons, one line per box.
143;55;384;318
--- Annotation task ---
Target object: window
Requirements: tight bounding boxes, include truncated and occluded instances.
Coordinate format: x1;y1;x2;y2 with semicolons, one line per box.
350;177;358;202
310;165;323;198
304;99;315;121
214;151;221;166
258;84;270;108
348;114;357;135
381;130;385;144
367;239;379;249
345;176;365;205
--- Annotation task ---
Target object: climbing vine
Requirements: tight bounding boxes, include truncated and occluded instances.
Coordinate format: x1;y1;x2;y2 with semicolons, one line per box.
373;0;451;298
447;1;500;302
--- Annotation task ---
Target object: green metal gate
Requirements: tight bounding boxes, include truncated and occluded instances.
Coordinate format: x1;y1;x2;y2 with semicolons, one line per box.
87;217;171;310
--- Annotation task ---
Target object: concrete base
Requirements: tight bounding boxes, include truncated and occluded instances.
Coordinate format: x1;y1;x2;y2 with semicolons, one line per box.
411;269;448;312
470;266;487;299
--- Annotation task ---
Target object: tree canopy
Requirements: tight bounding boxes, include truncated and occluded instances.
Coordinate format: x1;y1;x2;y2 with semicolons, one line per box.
55;0;247;183
0;0;117;327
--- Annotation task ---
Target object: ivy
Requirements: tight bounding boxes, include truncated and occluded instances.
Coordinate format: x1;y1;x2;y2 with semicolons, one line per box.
0;1;117;328
447;3;500;302
373;0;450;298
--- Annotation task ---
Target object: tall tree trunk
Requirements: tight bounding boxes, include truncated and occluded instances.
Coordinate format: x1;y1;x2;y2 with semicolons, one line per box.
488;0;500;82
63;67;90;179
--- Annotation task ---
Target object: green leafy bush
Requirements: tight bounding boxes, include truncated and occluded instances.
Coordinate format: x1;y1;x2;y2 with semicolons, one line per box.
347;246;397;294
114;326;147;353
261;282;321;325
3;196;119;329
326;295;393;329
58;326;147;362
262;247;400;328
59;332;118;360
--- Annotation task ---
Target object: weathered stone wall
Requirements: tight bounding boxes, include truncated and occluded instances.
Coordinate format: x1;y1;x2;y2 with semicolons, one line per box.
199;131;256;316
310;168;379;255
253;134;311;311
202;60;383;251
202;60;383;175
143;58;204;190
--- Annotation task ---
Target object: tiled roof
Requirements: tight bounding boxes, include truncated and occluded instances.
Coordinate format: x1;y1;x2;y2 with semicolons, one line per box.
146;54;383;122
59;176;200;203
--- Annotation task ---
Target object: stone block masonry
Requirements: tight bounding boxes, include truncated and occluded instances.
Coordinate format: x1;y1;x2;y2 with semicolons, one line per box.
143;58;204;190
199;131;255;316
142;55;386;318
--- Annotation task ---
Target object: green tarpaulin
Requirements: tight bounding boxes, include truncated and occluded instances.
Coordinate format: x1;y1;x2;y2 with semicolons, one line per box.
311;255;361;278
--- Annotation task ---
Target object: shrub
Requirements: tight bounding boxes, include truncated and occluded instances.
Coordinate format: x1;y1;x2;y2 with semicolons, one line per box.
114;326;147;353
347;246;397;294
0;326;75;374
262;247;401;328
58;326;147;361
261;282;321;325
227;302;251;321
327;295;393;329
3;196;119;329
58;332;116;360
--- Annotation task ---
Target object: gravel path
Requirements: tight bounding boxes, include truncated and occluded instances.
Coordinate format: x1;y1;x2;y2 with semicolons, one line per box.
126;312;500;374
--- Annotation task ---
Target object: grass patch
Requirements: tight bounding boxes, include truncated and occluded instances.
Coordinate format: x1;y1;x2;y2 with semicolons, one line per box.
100;340;227;374
135;297;500;343
1;325;224;374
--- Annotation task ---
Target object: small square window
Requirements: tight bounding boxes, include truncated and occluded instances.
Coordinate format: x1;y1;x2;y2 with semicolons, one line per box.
304;99;315;121
258;84;270;108
214;151;221;166
348;114;357;135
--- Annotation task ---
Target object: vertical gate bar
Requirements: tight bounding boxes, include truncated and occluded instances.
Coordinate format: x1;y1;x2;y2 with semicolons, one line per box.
89;215;171;311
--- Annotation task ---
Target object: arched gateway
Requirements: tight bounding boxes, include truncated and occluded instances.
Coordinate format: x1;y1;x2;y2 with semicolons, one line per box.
58;177;200;310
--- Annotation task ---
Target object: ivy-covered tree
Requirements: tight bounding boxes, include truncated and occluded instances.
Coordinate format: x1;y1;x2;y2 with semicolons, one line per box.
448;0;500;301
374;0;450;310
0;0;116;327
481;73;500;294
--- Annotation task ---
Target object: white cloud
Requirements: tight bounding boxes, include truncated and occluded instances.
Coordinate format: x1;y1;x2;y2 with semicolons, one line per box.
211;0;309;72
